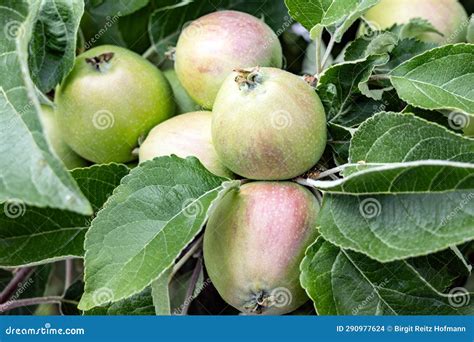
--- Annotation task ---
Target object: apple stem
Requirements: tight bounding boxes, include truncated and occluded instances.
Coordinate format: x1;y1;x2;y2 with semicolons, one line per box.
85;52;115;72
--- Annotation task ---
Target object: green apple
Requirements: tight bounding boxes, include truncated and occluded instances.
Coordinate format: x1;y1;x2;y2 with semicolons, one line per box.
40;105;88;169
204;181;320;315
175;10;283;109
139;111;232;178
362;0;469;44
212;67;327;180
56;45;175;163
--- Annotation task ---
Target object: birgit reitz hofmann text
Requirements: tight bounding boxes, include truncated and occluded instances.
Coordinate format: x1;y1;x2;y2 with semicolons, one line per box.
394;325;466;334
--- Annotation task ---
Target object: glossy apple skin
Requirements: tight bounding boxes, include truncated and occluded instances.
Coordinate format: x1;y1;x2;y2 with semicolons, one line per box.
175;10;283;109
40;105;88;169
212;67;327;180
204;181;320;315
56;45;175;163
139;111;233;178
163;69;199;114
362;0;468;44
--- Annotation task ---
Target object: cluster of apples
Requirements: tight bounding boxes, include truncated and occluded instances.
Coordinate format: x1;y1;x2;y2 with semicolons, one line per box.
46;0;469;315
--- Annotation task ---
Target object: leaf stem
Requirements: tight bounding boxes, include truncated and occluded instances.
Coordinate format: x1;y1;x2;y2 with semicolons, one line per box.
142;45;157;60
0;267;35;304
181;256;203;315
320;33;336;72
314;35;322;76
0;296;79;313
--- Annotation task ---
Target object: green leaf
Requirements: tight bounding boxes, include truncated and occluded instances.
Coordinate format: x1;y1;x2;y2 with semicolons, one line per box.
0;0;91;215
300;238;473;315
344;32;399;61
148;0;288;59
85;0;149;17
0;164;129;267
390;44;474;114
383;38;436;72
151;267;172;315
78;156;238;310
310;160;474;194
317;54;389;121
349;112;474;165
311;112;474;262
85;287;155;315
28;0;84;92
285;0;380;42
389;18;442;41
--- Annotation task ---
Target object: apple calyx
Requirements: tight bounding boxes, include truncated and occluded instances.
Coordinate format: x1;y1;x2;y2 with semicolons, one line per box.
85;52;115;72
234;67;263;91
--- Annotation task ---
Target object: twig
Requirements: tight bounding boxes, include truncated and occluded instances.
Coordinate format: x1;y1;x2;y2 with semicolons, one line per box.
0;296;79;313
320;34;336;71
0;267;35;304
170;235;203;280
64;259;74;292
181;256;203;315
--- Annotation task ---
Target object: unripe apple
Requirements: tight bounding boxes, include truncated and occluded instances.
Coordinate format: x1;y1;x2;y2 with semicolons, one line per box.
56;45;175;164
362;0;468;44
40;105;88;169
212;67;327;180
204;181;320;315
163;69;199;114
175;10;283;109
139;111;232;178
